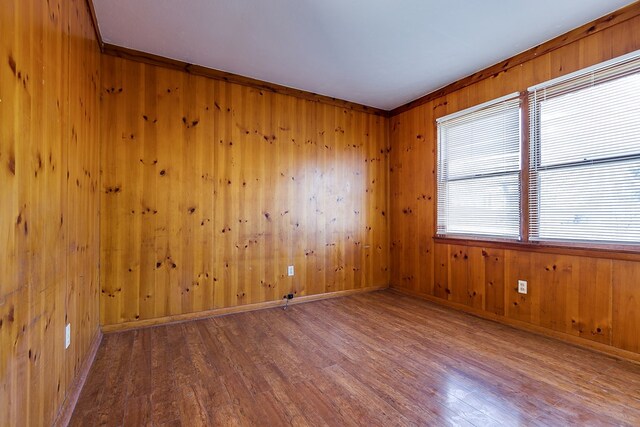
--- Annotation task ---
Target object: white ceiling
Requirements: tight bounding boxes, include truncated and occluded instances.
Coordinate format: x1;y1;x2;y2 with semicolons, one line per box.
93;0;634;110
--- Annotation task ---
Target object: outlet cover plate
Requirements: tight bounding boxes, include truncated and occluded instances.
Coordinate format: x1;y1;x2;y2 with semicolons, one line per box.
65;323;71;349
287;265;294;276
518;280;528;294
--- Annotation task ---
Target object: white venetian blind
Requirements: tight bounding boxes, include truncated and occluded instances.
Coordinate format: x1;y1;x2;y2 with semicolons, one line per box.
437;93;521;239
529;50;640;245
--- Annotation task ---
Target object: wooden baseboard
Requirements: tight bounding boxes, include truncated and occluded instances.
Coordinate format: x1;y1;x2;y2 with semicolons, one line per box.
390;286;640;365
102;285;389;333
52;328;103;427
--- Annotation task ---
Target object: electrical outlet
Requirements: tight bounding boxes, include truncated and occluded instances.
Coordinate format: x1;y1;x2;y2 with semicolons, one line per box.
65;323;71;349
287;265;294;276
518;280;528;294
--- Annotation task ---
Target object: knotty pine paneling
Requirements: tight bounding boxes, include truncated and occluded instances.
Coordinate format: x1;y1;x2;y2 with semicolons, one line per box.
390;14;640;355
99;55;390;326
0;0;101;426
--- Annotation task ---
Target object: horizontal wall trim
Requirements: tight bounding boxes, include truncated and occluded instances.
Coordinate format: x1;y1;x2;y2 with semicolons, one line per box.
527;47;640;91
52;329;103;427
390;286;640;365
90;1;640;117
101;43;389;117
102;285;388;333
435;91;520;123
433;236;640;261
390;1;640;116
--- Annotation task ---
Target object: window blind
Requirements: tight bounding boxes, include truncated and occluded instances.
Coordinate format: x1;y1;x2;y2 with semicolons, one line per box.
437;93;521;239
529;50;640;244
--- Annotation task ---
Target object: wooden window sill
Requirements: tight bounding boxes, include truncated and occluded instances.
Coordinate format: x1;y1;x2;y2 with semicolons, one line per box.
433;235;640;262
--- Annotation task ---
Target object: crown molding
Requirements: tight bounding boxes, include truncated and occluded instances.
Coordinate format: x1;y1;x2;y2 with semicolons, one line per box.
390;1;640;116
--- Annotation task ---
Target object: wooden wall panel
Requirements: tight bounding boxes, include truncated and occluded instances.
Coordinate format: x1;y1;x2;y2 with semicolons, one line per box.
66;0;102;391
483;248;505;316
576;258;612;345
0;0;101;425
99;56;390;326
612;261;640;353
390;14;640;355
388;104;434;295
503;251;535;325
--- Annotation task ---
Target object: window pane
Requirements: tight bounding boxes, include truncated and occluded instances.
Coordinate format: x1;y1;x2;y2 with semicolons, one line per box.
535;159;640;243
530;51;640;245
445;173;521;238
446;106;521;178
438;94;521;239
538;73;640;167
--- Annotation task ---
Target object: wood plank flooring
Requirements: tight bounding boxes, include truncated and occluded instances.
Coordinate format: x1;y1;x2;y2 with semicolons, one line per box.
70;290;640;426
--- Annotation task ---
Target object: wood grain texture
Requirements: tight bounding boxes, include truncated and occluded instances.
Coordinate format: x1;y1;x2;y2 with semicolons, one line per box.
99;55;390;327
71;290;640;426
434;236;640;261
390;13;640;356
612;261;640;353
390;1;640;115
101;44;389;117
0;0;101;426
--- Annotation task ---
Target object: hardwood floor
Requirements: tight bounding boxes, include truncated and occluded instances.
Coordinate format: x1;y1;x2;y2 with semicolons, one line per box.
70;290;640;426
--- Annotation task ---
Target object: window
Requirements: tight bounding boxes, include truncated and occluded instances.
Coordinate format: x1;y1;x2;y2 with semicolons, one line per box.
436;51;640;248
436;93;521;239
529;51;640;245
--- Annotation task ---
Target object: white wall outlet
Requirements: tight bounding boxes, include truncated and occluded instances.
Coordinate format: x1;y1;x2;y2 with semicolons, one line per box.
65;323;71;349
518;280;528;294
287;265;294;276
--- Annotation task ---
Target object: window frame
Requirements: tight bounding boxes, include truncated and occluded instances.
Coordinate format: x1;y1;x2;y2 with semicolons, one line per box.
435;92;523;241
434;51;640;256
